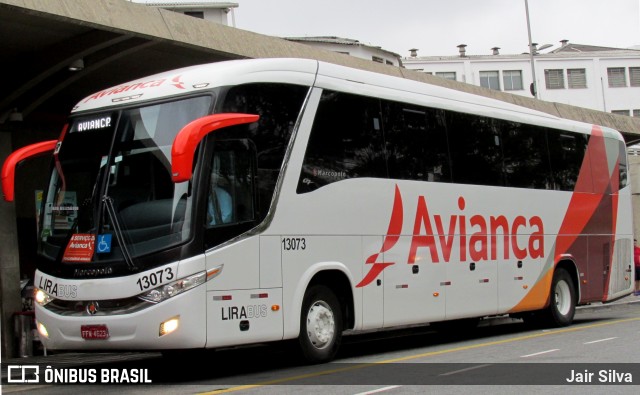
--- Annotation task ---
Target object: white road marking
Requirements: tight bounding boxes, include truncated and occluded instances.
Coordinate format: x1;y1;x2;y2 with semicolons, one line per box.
353;385;402;395
520;349;559;358
583;337;617;344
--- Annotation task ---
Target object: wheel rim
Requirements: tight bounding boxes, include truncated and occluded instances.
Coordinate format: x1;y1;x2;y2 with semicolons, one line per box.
306;300;335;349
554;280;571;316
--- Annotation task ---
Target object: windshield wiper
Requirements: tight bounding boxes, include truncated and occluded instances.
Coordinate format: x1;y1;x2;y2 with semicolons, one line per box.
102;195;137;270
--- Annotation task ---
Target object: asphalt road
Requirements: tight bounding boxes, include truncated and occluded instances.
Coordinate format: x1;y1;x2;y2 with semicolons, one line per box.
3;296;640;394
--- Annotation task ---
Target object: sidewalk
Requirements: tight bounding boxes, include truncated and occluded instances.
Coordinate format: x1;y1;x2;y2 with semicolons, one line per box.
3;293;639;381
576;291;640;312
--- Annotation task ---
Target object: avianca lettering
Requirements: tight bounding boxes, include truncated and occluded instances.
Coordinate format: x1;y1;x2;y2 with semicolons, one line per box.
75;117;111;132
356;187;545;288
82;75;185;103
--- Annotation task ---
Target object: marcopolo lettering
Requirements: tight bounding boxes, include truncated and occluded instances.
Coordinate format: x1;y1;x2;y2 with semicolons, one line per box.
73;267;114;278
313;168;347;179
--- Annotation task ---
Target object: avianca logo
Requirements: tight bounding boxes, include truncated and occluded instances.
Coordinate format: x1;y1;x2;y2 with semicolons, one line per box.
356;185;545;288
170;75;185;89
83;75;185;103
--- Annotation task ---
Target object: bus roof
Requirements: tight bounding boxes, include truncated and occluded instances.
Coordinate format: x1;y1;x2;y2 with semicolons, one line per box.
71;58;623;141
72;58;319;113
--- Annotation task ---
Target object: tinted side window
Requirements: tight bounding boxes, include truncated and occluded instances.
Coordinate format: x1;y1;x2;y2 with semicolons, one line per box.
298;91;385;193
297;89;596;193
219;83;309;219
501;121;553;189
547;131;589;191
382;101;451;183
447;111;504;186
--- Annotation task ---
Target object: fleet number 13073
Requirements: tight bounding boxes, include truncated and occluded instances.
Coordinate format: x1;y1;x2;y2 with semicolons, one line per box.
282;237;306;251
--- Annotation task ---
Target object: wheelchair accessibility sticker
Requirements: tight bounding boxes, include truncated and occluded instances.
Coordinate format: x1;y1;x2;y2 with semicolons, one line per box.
97;234;112;254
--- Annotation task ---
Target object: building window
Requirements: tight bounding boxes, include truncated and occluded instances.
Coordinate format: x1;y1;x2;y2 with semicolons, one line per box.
607;67;626;87
567;69;587;89
435;72;456;81
386;60;394;65
633;109;640;117
544;69;565;89
612;110;629;116
372;56;384;64
480;71;500;90
630;67;640;87
503;70;523;91
184;11;205;19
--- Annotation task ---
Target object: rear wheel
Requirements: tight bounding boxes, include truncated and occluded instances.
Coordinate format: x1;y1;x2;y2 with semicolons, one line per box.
546;268;576;326
523;268;576;328
298;285;342;364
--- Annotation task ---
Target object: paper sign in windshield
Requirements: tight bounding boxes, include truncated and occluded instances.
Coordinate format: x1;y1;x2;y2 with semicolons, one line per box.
62;234;95;262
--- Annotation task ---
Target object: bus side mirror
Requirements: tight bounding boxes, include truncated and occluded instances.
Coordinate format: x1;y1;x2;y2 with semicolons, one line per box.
2;140;58;202
171;113;259;183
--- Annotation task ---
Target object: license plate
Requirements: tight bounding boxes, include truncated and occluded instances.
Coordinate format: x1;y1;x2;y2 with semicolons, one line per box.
81;324;110;340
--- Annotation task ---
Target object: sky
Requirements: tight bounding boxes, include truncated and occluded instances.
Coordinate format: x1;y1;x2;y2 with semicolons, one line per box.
233;0;640;57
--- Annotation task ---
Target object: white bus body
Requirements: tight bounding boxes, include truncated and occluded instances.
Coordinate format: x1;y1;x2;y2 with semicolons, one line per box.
3;58;632;363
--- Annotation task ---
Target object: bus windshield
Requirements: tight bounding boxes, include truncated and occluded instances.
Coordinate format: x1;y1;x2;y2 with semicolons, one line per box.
39;96;212;268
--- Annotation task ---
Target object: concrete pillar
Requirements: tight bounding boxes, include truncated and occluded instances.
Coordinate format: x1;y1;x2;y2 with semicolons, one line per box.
0;131;22;358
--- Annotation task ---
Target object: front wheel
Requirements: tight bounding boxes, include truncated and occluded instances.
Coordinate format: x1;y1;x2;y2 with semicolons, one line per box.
298;285;343;364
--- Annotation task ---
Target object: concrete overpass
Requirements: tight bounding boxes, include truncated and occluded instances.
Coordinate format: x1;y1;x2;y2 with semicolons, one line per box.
2;0;640;134
2;0;640;358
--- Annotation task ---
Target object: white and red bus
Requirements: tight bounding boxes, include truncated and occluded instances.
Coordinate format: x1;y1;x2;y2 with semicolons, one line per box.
2;58;635;363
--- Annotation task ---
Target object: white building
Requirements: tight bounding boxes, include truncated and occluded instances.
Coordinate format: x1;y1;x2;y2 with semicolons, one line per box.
403;41;640;117
131;0;238;26
285;36;402;67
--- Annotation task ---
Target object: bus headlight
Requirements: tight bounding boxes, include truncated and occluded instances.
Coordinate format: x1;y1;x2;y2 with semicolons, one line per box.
138;272;206;304
34;288;54;306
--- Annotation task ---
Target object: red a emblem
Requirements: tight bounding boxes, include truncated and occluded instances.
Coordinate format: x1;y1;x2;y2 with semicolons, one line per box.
356;185;403;288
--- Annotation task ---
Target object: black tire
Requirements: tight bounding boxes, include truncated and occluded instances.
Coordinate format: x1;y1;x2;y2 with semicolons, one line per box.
298;285;343;364
549;268;577;326
537;268;576;327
